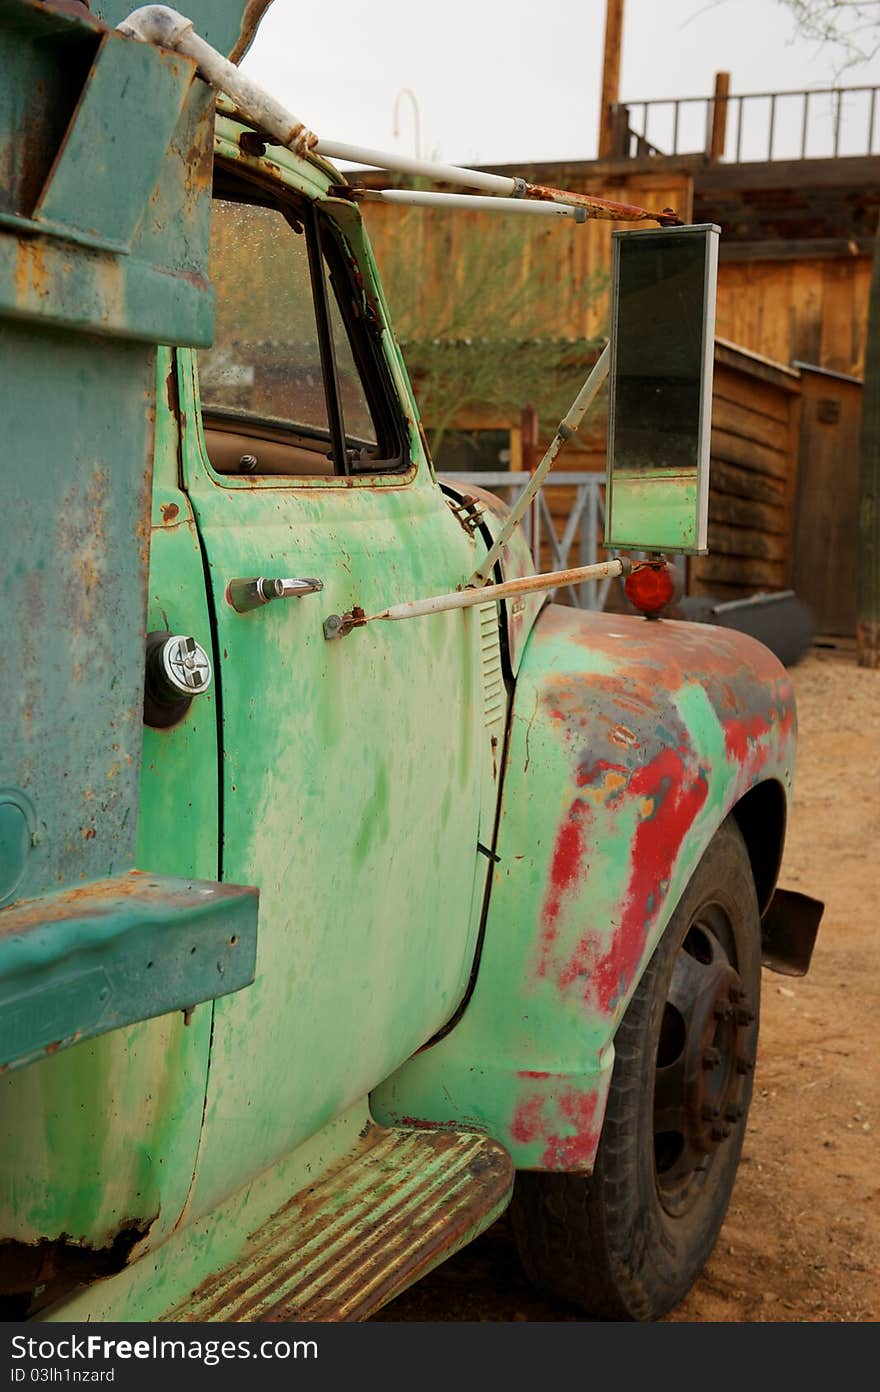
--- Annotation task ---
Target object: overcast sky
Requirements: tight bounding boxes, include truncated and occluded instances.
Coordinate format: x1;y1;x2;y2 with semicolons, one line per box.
241;0;880;167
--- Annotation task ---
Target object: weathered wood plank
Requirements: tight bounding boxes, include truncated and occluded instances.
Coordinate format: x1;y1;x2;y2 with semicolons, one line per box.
788;262;823;365
711;427;789;479
709;457;788;503
711;396;791;452
694;554;786;588
688;575;751;600
820;261;858;375
713;362;794;422
707;523;789;561
708;490;787;534
720;238;874;263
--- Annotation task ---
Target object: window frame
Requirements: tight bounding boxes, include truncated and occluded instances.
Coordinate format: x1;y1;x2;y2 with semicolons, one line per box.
198;167;409;483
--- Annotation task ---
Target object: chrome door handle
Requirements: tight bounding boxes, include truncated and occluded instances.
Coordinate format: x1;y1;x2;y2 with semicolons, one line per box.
226;576;324;613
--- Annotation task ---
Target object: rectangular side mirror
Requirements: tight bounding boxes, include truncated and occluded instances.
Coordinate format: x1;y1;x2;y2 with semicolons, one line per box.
605;223;720;554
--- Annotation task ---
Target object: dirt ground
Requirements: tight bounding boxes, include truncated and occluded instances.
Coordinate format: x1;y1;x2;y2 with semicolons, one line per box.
376;646;880;1322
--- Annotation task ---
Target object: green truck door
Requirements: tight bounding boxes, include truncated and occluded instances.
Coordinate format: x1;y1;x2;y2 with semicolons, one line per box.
177;191;493;1216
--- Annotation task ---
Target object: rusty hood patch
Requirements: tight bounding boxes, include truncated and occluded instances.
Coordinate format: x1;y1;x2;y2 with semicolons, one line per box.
530;605;795;1014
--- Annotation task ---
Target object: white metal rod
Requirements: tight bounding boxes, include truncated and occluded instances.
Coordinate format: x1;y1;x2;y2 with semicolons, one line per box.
471;344;611;584
368;559;626;624
359;189;587;221
118;9;677;227
312;140;519;196
119;8;320;153
118;8;522;191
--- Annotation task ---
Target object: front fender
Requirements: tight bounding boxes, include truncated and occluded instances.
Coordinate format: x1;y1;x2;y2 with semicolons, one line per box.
372;604;795;1170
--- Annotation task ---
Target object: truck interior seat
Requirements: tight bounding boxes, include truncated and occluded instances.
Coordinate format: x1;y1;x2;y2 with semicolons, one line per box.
203;423;335;477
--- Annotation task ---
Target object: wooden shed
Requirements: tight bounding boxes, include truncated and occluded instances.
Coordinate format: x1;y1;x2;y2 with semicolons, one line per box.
790;363;863;637
689;340;801;600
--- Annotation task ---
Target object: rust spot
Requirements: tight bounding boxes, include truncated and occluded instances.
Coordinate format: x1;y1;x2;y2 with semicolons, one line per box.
399;1116;460;1131
0;1218;154;1307
527;181;682;226
81;826;96;840
527;606;796;1022
239;131;267;159
228;0;275;63
160;502;180;524
0;872;255;939
164;1124;510;1322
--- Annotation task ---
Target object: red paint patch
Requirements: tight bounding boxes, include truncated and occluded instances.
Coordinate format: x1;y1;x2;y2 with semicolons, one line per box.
723;713;771;763
509;1087;602;1170
510;1095;547;1146
541;1091;601;1169
596;747;708;1010
555;744;709;1013
536;799;589;976
575;755;629;790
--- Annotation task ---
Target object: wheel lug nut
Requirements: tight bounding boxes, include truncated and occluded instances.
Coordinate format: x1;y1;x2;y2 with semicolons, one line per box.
702;1047;721;1070
702;1103;720;1121
713;1001;732;1021
735;1006;756;1026
725;1104;744;1122
735;1056;756;1075
711;1124;728;1142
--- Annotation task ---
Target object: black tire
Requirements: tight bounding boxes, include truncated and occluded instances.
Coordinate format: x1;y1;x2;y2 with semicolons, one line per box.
511;816;761;1320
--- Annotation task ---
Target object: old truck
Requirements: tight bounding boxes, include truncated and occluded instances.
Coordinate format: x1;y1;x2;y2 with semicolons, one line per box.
0;0;821;1322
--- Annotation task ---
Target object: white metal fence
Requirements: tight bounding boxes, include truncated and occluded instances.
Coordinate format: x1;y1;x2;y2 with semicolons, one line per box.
454;470;618;609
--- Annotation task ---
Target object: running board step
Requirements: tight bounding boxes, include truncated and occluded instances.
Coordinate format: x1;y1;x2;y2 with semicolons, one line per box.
165;1123;513;1322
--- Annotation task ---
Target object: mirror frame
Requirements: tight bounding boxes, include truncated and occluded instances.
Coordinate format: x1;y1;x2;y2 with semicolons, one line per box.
605;223;720;555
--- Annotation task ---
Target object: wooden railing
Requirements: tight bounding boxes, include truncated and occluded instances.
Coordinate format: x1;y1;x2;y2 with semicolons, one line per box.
611;82;880;163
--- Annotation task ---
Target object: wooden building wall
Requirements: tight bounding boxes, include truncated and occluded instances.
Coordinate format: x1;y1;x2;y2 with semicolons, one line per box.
715;254;872;377
790;364;863;636
361;165;872;377
360;169;694;344
690;341;801;599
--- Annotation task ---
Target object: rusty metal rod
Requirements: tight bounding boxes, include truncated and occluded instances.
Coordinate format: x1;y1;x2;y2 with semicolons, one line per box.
470;344;611;585
367;558;628;624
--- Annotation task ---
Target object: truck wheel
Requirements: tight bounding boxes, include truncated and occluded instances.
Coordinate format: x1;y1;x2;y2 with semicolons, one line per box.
511;816;761;1320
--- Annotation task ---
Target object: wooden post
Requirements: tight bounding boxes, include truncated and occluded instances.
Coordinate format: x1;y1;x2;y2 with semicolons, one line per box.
708;71;730;163
858;217;880;667
598;0;625;160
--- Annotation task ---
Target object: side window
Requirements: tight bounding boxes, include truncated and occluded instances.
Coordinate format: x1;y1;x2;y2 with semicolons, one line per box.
198;193;403;478
200;200;329;436
324;261;379;456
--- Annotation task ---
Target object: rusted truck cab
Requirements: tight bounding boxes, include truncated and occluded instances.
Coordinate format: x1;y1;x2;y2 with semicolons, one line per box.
0;0;819;1322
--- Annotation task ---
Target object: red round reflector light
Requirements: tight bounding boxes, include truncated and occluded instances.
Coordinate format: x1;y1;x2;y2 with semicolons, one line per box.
624;561;678;617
